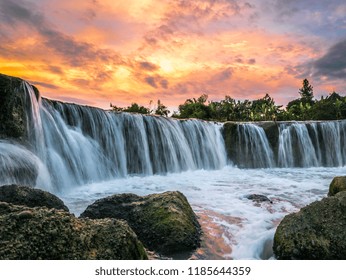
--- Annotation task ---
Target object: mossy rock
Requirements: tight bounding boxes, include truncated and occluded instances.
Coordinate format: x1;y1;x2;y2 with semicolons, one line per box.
0;185;69;211
80;191;201;257
222;122;238;163
273;191;346;259
0;73;28;139
0;202;147;260
328;176;346;196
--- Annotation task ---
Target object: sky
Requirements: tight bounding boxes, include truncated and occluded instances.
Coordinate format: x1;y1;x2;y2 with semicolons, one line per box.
0;0;345;111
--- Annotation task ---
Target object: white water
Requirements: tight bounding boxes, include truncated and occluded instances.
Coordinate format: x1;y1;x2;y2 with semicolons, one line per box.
60;166;344;259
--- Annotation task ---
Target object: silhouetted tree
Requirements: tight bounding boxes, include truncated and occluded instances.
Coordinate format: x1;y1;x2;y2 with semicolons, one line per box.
299;79;314;101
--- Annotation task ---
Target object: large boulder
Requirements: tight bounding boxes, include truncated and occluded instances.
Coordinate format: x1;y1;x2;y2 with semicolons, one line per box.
0;202;147;260
0;184;69;211
80;191;201;257
273;191;346;259
328;176;346;196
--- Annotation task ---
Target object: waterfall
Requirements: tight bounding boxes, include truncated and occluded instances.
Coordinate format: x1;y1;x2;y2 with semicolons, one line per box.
228;121;346;168
234;124;275;168
2;81;346;191
277;122;346;167
0;81;227;190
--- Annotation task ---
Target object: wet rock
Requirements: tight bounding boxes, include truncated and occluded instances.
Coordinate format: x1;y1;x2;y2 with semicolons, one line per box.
222;122;238;164
0;185;69;211
273;191;346;259
328;176;346;196
246;194;272;203
0;202;147;260
80;191;201;257
0;73;27;139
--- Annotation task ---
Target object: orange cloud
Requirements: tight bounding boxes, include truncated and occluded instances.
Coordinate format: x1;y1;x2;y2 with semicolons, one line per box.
0;0;345;111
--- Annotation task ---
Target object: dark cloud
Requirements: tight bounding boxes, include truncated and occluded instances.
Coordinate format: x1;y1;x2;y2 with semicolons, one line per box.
145;76;158;88
248;58;256;64
144;76;169;89
160;79;169;89
138;61;159;71
0;0;122;69
312;39;346;79
0;0;44;28
213;67;233;82
46;65;64;75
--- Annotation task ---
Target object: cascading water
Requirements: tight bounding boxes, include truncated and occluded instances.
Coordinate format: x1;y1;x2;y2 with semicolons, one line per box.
227;121;346;168
0;81;227;190
277;122;346;167
234;124;275;168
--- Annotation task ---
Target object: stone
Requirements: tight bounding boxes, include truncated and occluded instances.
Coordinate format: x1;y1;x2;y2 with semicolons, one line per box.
273;191;346;259
328;176;346;196
0;184;69;211
0;202;147;260
0;73;27;139
246;194;272;203
80;191;201;257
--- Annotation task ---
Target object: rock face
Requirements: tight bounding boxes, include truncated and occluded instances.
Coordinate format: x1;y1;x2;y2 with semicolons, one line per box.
0;185;69;211
222;122;238;164
0;202;148;260
328;176;346;196
0;74;28;139
273;191;346;259
80;191;201;257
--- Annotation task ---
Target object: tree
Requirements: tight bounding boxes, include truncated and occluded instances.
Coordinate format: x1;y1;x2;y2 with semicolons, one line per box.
154;100;170;117
177;94;212;120
123;103;151;114
299;79;314;101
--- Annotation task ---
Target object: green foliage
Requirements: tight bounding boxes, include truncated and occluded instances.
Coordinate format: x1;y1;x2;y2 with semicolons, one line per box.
177;94;212;120
110;102;152;115
299;78;314;101
154;100;170;117
110;79;346;122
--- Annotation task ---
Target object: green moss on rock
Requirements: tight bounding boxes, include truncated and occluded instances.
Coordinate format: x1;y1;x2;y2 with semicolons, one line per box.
273;191;346;259
80;191;201;257
0;74;28;139
0;202;147;260
222;122;238;163
328;176;346;196
0;184;69;211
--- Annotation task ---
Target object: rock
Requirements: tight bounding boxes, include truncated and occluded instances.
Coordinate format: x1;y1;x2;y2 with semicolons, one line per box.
0;202;148;260
328;176;346;196
80;191;201;257
273;191;346;259
0;73;27;139
246;194;272;203
222;122;238;164
0;185;69;211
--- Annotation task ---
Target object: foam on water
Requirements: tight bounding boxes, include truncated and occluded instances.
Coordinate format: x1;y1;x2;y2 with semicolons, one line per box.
60;166;345;259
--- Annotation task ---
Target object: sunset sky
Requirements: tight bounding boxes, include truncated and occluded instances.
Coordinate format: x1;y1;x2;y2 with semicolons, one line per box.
0;0;345;111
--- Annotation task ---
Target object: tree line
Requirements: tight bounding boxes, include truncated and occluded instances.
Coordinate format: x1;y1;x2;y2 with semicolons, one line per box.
111;79;346;121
